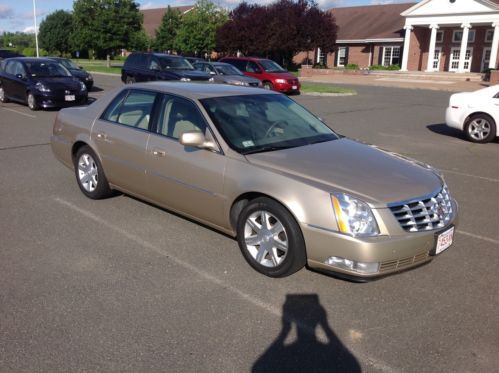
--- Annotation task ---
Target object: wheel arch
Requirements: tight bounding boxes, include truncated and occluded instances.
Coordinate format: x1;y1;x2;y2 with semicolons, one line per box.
465;111;498;136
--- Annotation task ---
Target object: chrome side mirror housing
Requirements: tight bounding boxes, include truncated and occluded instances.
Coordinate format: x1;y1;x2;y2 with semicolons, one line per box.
179;131;218;152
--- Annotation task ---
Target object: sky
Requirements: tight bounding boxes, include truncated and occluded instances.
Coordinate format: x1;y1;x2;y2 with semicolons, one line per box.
0;0;413;34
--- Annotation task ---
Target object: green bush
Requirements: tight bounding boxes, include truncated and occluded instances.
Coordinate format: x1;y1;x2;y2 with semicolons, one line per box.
345;63;359;70
21;47;50;57
369;64;400;71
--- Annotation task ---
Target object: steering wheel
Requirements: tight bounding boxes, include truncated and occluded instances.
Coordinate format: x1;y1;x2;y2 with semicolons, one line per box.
264;120;288;138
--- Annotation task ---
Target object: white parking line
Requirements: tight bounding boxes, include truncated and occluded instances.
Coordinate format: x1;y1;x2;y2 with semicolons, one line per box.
442;169;499;183
457;230;499;245
53;196;398;373
2;107;36;118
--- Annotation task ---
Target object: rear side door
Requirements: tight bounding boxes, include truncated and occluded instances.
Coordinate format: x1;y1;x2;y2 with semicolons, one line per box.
91;89;159;197
145;94;227;227
2;60;18;99
10;61;28;100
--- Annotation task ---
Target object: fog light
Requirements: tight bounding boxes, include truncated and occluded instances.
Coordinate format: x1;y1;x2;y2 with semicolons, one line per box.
325;256;379;274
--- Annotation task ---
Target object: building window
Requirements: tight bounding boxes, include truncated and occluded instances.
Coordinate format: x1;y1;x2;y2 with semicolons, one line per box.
452;29;475;43
436;30;444;43
337;47;347;67
382;46;401;66
316;48;326;65
485;29;494;43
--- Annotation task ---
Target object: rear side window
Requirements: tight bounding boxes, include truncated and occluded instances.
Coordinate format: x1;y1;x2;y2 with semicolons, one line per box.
101;90;157;130
5;61;17;75
225;59;246;71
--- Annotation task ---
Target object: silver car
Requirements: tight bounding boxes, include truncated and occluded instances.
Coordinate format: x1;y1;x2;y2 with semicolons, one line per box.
51;82;458;279
193;61;262;88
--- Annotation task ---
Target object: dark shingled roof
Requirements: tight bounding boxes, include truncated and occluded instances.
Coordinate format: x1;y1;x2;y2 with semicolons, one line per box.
141;5;194;37
330;3;416;41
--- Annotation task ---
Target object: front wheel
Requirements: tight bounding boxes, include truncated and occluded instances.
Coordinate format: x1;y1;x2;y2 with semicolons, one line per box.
0;86;9;103
236;197;306;277
27;91;38;111
263;81;273;90
465;114;496;143
74;146;113;199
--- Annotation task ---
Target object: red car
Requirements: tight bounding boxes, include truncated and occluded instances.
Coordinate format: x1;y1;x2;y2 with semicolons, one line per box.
220;56;300;94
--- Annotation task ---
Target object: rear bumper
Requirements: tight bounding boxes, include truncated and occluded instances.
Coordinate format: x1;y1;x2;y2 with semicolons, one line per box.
303;200;458;279
274;81;301;93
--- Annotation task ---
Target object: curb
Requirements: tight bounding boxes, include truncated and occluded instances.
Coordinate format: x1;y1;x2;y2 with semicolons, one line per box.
87;71;120;76
303;92;356;97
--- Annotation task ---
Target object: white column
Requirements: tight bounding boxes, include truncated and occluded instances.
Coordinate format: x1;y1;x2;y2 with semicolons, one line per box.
426;24;439;72
489;22;499;69
401;25;413;71
316;48;321;64
458;23;471;73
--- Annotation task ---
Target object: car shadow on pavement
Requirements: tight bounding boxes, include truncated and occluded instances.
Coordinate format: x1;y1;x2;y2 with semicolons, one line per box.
426;123;465;140
252;294;361;373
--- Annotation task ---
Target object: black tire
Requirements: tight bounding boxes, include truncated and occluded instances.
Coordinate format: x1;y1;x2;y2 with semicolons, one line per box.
464;114;496;143
125;76;136;84
74;145;113;200
236;197;306;277
27;91;38;111
263;81;273;90
0;85;9;103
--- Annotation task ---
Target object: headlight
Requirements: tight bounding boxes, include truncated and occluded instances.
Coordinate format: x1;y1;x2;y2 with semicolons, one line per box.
209;77;215;82
35;82;50;92
275;79;286;84
228;80;248;86
180;77;191;82
331;194;379;237
79;81;87;91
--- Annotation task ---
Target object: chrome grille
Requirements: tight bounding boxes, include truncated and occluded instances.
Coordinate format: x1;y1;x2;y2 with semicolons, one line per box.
389;186;453;232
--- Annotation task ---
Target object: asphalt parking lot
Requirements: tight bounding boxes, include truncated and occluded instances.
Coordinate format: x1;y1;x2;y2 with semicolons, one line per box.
1;74;498;373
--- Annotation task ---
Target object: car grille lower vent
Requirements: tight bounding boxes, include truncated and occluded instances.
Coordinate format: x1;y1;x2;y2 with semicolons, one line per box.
389;186;452;232
379;251;429;272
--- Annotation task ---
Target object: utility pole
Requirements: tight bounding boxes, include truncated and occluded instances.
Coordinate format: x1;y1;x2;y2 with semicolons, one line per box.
33;0;39;57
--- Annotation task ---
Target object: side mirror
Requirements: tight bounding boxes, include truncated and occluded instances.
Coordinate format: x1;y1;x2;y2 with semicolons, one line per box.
179;131;218;151
209;71;216;75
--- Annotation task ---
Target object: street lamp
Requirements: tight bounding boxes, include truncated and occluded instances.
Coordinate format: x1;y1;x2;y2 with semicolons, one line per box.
33;0;39;57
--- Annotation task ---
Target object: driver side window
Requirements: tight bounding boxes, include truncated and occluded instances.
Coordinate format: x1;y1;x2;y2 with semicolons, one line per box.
149;58;160;70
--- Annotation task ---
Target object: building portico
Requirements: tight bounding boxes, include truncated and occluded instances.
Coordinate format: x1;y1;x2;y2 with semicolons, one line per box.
401;0;499;73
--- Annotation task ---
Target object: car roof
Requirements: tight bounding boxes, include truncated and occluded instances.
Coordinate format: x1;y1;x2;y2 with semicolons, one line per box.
222;56;267;62
130;82;278;99
131;52;184;59
211;62;233;67
8;57;59;63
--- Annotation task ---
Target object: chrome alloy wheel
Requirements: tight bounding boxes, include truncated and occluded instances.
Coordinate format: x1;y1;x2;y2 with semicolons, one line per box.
27;93;36;110
0;87;5;101
244;210;288;268
468;118;491;141
77;153;98;192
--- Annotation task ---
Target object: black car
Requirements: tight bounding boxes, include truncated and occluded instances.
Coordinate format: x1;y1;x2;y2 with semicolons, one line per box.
48;57;94;91
0;49;24;60
121;52;211;84
0;57;88;110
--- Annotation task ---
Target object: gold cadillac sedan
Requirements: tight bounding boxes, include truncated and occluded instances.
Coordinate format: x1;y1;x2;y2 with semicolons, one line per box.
51;82;458;279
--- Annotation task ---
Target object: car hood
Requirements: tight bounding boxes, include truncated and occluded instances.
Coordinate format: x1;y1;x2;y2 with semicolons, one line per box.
164;69;211;80
35;77;82;90
245;138;443;206
69;68;90;79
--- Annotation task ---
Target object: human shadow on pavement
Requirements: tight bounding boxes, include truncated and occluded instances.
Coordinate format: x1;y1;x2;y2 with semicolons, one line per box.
252;294;361;373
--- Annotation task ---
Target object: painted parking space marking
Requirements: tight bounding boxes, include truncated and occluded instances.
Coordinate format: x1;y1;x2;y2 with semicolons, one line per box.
457;230;499;245
2;107;36;118
442;169;499;183
53;196;398;373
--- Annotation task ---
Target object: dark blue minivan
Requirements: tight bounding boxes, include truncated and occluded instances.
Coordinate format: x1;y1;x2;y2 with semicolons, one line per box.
0;57;88;110
121;52;212;84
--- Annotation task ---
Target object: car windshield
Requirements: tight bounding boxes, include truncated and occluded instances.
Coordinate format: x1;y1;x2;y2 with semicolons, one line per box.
159;57;194;70
215;64;243;76
58;59;79;70
259;59;286;73
201;94;338;154
25;61;71;77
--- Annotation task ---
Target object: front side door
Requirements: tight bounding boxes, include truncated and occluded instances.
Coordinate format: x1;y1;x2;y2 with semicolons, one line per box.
145;94;227;227
92;89;158;196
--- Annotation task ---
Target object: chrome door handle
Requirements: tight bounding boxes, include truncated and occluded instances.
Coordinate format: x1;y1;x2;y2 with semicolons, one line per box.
152;149;166;157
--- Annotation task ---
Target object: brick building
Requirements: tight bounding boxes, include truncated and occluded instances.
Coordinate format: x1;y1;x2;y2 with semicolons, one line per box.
299;0;499;73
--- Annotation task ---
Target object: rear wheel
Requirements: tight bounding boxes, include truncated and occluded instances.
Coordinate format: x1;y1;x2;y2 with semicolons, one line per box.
236;197;306;277
0;86;8;103
27;91;38;111
465;114;496;143
74;146;113;199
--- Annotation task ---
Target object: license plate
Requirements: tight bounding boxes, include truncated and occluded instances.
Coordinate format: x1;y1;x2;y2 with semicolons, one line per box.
292;85;298;90
65;95;75;101
435;226;454;255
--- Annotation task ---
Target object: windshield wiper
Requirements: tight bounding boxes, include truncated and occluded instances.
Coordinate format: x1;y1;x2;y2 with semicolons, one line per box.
243;145;295;155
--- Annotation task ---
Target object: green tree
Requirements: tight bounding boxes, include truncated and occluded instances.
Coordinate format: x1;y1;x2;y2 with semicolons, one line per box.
154;6;182;52
71;0;143;58
129;29;152;52
38;10;73;55
175;0;228;55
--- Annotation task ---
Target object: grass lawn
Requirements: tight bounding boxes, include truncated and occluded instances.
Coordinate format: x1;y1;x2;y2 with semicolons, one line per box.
72;59;122;74
300;83;356;94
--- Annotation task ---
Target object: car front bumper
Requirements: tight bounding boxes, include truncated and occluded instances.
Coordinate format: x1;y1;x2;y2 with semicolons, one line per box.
303;200;458;279
445;106;464;130
35;91;88;108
